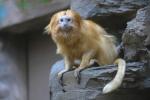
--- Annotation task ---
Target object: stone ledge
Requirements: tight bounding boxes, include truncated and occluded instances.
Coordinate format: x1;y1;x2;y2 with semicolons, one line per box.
49;60;149;100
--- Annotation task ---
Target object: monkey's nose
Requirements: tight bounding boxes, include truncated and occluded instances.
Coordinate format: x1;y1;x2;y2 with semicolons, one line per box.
61;23;72;31
63;23;68;27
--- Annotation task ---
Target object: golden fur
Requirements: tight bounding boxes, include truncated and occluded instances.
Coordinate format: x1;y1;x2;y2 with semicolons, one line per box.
45;10;126;94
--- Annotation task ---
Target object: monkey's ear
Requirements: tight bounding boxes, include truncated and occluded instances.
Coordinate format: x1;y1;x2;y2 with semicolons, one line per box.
44;24;51;34
44;13;58;34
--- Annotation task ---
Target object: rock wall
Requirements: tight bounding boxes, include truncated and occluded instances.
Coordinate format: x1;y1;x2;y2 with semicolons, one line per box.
0;35;27;100
0;0;70;100
71;0;149;36
0;0;70;34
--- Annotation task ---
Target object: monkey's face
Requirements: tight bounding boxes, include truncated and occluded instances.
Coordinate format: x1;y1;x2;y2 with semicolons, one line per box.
58;15;73;31
46;10;81;35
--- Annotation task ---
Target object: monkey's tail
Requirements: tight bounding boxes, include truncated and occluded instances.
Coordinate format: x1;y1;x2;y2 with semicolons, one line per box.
102;58;126;94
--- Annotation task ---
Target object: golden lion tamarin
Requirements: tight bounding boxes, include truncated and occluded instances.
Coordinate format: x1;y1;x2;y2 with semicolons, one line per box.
45;10;126;94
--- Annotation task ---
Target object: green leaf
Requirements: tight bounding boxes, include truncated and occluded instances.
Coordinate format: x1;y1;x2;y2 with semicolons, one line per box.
40;0;50;3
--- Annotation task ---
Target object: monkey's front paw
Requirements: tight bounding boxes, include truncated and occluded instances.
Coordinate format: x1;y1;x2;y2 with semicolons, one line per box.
57;72;64;86
74;68;81;84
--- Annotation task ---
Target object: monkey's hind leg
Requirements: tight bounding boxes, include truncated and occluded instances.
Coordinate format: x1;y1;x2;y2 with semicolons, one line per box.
58;56;73;86
74;52;93;84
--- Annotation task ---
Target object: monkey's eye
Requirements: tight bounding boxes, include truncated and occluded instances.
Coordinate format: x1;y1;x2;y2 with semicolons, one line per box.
60;19;63;22
67;18;71;22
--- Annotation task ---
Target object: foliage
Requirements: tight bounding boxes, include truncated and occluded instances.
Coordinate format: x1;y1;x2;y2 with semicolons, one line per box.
17;0;50;9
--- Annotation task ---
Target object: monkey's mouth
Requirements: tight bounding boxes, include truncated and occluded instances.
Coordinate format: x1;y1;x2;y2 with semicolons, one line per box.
60;26;72;32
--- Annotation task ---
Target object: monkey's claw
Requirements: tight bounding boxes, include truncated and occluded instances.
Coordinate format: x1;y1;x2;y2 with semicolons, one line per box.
57;73;64;86
74;69;81;84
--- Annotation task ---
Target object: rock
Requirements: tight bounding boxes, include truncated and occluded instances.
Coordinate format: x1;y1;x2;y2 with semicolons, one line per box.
49;60;149;100
0;0;70;34
71;0;149;34
71;0;148;18
0;82;10;98
122;6;150;62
